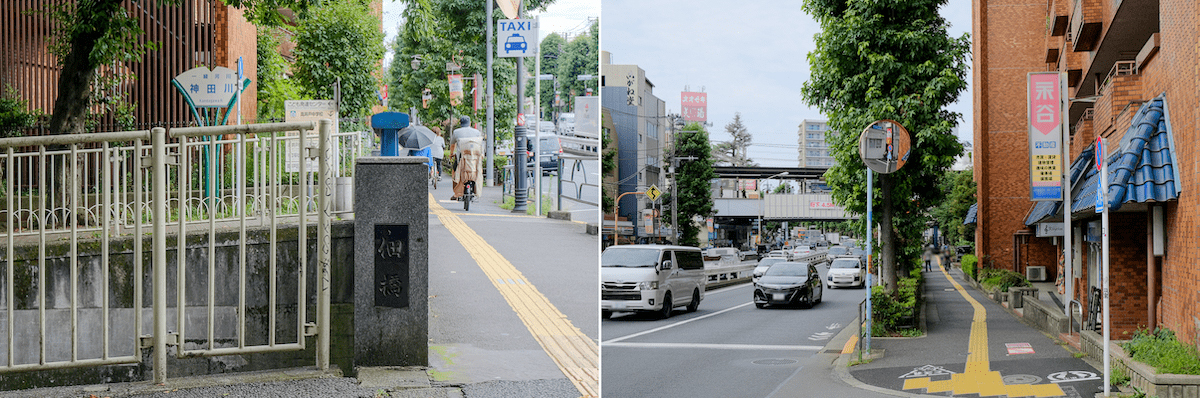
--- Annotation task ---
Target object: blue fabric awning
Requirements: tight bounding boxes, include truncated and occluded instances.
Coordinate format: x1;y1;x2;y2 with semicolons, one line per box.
964;203;977;225
1073;95;1180;214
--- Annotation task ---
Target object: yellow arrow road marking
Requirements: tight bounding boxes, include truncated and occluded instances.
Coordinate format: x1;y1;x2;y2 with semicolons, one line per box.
901;257;1063;397
429;194;598;397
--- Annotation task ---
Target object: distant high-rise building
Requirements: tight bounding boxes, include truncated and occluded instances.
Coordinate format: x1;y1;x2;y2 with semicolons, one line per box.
797;119;834;169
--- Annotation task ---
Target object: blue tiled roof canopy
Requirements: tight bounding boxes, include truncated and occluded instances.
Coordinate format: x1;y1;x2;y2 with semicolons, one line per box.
1075;95;1180;213
1025;94;1180;225
964;203;978;225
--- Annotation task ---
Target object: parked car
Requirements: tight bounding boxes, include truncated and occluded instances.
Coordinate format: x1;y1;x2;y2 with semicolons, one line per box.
753;257;789;284
826;257;866;289
601;245;706;319
753;261;823;309
825;246;850;263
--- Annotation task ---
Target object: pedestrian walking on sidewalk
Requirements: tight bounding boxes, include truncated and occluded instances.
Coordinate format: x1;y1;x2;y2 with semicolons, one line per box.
924;256;932;272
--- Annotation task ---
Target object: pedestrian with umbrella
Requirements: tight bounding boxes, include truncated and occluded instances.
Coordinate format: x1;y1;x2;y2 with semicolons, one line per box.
397;124;440;187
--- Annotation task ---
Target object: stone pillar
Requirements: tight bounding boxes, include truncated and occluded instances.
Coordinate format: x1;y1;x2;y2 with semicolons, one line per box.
354;156;428;366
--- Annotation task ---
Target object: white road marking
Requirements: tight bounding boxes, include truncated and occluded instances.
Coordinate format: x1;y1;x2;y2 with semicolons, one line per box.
603;302;754;344
603;342;823;351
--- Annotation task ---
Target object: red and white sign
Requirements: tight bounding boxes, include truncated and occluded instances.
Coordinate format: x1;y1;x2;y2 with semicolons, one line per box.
681;91;707;122
1027;72;1065;201
809;201;840;210
516;113;526;127
447;74;464;106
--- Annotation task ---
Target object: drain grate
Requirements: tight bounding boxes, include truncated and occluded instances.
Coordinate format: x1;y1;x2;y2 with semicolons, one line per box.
752;359;798;365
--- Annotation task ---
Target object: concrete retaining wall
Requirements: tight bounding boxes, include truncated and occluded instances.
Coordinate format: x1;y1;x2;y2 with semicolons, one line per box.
0;220;357;390
1080;330;1200;397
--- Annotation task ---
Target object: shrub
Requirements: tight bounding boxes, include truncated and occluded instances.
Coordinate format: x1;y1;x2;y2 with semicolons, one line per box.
871;272;923;336
1121;328;1200;375
961;254;978;280
979;268;1027;292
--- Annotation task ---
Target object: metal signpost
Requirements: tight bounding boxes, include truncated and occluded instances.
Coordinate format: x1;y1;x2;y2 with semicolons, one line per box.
498;17;536;212
1096;136;1111;396
857;120;911;357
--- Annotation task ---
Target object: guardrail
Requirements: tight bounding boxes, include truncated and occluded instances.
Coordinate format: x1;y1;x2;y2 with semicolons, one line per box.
557;154;598;208
0;121;334;383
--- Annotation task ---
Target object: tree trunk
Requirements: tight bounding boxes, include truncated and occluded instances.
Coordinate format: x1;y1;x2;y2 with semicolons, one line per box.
880;173;897;293
48;0;125;136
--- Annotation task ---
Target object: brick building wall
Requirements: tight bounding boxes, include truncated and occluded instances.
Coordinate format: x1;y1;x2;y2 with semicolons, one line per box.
972;0;1048;269
215;1;258;123
976;0;1200;344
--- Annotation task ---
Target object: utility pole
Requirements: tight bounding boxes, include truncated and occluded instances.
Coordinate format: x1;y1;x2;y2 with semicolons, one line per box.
485;0;494;185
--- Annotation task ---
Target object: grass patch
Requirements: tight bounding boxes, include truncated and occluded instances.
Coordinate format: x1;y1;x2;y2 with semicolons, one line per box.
495;194;552;215
1073;352;1087;358
1121;328;1200;375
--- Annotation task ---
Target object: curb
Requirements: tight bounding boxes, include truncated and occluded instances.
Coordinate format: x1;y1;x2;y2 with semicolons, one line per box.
828;317;941;398
585;223;599;235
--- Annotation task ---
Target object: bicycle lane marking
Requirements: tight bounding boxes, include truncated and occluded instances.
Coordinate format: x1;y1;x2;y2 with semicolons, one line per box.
428;194;598;398
901;259;1064;397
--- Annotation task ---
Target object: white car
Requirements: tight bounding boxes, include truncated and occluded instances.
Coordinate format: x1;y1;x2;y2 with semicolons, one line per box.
789;245;812;260
825;246;850;263
826;257;866;288
765;250;788;259
753;257;789;284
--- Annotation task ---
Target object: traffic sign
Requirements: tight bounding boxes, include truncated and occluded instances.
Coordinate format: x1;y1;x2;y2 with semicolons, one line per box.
498;19;537;58
645;185;662;201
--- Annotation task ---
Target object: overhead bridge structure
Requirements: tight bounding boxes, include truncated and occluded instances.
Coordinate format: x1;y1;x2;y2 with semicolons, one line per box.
710;166;857;222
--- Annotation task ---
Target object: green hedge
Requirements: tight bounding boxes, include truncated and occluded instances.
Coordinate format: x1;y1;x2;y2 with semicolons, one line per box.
1122;328;1200;375
961;254;978;281
871;269;924;337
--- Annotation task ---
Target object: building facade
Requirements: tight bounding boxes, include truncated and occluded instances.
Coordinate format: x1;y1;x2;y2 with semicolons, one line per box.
797;119;834;169
974;0;1198;341
600;51;667;242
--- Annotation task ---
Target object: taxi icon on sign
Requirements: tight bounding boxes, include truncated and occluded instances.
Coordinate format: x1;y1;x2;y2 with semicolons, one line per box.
504;34;527;53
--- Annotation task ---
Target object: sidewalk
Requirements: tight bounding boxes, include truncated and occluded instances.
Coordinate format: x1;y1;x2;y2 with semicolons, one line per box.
826;261;1108;398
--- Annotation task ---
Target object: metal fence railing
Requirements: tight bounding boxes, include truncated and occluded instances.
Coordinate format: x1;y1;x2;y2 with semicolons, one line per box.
0;121;336;383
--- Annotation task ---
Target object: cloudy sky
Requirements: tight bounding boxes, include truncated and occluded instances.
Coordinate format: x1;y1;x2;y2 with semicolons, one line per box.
602;0;974;167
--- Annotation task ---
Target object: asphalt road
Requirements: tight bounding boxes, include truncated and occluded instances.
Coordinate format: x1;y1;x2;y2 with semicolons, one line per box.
600;264;871;398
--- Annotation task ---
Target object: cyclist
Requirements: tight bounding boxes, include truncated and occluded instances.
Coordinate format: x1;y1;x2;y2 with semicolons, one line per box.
449;116;483;201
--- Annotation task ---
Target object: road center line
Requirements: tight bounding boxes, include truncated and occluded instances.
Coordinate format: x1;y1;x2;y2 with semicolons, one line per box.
604;342;823;351
603;302;754;344
429;194;598;397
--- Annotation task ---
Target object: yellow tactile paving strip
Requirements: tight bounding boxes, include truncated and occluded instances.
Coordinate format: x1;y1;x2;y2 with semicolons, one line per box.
901;262;1064;397
429;194;599;397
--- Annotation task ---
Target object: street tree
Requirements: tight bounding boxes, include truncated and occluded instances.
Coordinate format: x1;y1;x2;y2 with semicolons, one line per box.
931;168;976;245
530;33;565;119
554;19;599;111
801;0;969;292
390;0;556;141
293;1;386;117
668;122;717;247
38;0;310;136
601;111;617;214
772;181;795;194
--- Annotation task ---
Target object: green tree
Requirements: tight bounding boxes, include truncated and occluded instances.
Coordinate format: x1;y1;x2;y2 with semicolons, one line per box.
293;1;385;117
712;112;754;166
532;33;565;119
38;0;310;135
601;114;616;214
256;27;305;120
668;122;717;247
772;182;794;194
801;0;969;292
0;85;39;138
931;168;976;245
389;0;556;141
555;19;598;111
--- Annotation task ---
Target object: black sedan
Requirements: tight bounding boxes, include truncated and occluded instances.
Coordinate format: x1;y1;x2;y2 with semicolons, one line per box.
753;261;823;309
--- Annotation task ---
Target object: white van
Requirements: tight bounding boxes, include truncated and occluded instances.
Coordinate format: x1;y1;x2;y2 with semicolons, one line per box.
601;245;706;319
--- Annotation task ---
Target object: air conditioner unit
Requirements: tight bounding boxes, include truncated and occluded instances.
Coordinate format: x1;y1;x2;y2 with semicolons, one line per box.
1026;266;1047;282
